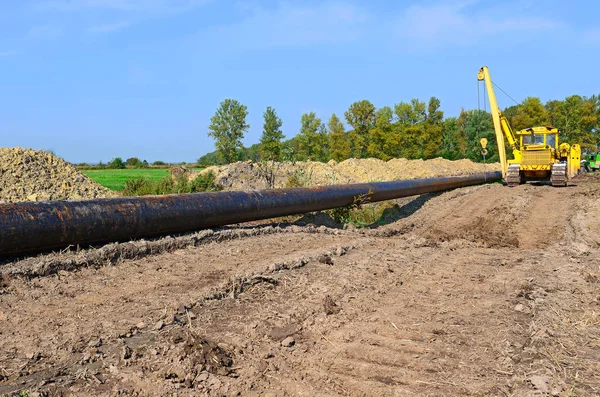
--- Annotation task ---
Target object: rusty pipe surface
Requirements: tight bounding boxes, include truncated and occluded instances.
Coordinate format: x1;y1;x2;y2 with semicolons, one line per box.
0;172;501;256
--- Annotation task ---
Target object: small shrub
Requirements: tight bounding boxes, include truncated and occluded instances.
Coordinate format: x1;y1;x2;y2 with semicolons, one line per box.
187;172;219;193
121;172;221;196
325;192;374;226
285;167;314;188
107;157;126;169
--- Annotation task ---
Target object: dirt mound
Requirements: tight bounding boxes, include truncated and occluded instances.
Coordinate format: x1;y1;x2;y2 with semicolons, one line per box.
200;157;500;191
0;147;116;203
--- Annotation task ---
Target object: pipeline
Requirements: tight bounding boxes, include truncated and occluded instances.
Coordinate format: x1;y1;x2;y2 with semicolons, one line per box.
0;172;501;256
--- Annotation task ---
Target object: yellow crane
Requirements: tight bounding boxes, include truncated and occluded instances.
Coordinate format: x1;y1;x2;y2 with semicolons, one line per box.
477;66;581;187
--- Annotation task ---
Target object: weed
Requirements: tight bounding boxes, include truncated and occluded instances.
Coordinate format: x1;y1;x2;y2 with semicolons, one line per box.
121;172;220;196
285;167;314;188
256;160;283;189
326;192;373;225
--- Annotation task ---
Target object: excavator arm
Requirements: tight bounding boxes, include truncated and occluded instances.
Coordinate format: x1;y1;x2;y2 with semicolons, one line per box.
477;66;519;178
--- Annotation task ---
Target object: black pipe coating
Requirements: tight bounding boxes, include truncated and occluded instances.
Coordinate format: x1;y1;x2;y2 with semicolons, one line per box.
0;172;501;255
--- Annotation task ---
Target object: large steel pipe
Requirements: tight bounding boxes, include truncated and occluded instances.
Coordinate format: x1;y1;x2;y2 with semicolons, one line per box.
0;172;501;255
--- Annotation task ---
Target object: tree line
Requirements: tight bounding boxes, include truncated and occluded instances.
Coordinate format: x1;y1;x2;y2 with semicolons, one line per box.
200;95;600;166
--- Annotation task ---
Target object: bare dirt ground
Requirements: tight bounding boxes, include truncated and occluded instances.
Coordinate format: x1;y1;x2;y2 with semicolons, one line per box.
1;174;599;396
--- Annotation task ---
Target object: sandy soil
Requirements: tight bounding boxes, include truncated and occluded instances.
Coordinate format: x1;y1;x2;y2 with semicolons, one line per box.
1;174;599;396
199;158;500;191
0;148;115;203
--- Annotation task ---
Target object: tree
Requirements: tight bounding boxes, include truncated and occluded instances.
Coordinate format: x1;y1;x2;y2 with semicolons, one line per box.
393;98;427;159
345;100;376;158
208;99;249;164
243;143;262;162
126;157;146;168
422;96;444;158
368;106;397;160
259;107;285;161
457;109;498;163
328;113;351;162
438;117;467;160
107;157;125;169
197;151;220;166
547;95;600;151
511;97;549;130
394;98;426;125
297;112;328;161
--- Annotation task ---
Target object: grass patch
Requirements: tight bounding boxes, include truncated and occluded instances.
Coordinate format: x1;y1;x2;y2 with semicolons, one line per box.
83;168;205;191
121;172;220;196
328;201;400;227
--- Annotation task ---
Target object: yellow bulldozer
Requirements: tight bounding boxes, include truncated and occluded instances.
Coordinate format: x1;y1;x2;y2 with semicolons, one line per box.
477;66;581;187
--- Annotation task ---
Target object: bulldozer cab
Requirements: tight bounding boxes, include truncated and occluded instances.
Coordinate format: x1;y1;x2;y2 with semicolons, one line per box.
519;127;559;151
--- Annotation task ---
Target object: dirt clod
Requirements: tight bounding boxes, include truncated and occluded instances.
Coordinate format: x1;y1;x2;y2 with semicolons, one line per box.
323;295;341;315
317;254;334;265
281;337;295;348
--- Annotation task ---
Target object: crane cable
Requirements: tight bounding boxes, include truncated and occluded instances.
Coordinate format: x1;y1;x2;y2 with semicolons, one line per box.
492;81;520;106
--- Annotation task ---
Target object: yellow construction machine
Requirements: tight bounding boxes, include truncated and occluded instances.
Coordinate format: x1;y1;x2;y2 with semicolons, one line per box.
477;66;581;187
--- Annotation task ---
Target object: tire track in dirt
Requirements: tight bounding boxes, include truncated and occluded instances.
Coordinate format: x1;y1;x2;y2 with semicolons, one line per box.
0;232;365;395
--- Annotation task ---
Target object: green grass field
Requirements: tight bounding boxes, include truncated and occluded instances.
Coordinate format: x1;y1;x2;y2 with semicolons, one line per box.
82;168;205;191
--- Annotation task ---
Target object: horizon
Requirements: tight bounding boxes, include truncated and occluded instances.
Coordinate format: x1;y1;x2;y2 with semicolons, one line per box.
2;0;599;163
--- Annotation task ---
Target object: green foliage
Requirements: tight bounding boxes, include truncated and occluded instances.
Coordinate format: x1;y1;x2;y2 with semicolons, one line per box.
125;157;148;168
511;97;549;130
325;192;373;225
208;99;249;163
121;172;220;196
423;97;444;158
438;117;467;159
390;97;444;159
296;112;329;161
260;106;285;161
126;157;140;167
345;100;376;158
285;167;314;188
368;106;397;160
197;151;221;166
107;157;126;169
243;143;261;162
394;98;426;125
328;113;351;162
152;160;166;166
195;91;599;166
458;109;499;163
547;95;600;151
280;138;299;162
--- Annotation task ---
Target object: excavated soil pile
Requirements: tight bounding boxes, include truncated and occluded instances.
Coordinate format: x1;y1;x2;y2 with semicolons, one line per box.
200;157;500;191
0;147;116;203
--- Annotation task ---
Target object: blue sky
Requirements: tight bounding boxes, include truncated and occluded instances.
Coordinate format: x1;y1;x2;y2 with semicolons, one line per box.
1;0;599;163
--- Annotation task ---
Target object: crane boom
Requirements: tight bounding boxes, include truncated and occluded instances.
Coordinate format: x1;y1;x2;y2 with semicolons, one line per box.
477;66;518;178
476;66;580;187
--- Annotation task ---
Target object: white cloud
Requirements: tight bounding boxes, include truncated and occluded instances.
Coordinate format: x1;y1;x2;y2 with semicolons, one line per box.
204;1;367;50
395;1;559;46
88;21;131;33
37;0;211;13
